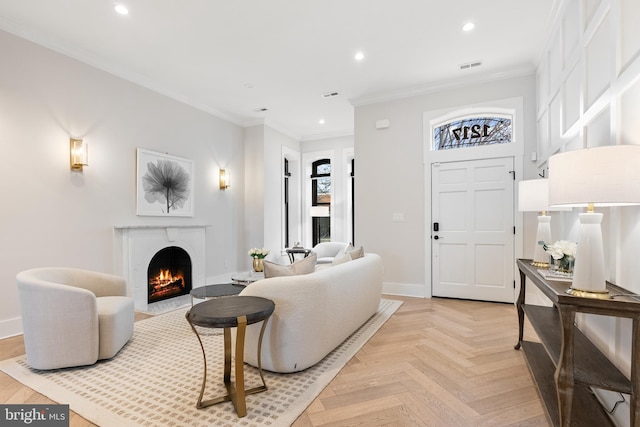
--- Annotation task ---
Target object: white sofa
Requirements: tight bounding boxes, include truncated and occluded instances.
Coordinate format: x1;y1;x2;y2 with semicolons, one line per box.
238;253;383;373
16;267;134;370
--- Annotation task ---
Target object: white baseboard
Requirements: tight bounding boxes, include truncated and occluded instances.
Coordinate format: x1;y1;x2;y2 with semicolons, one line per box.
383;282;429;298
0;316;23;340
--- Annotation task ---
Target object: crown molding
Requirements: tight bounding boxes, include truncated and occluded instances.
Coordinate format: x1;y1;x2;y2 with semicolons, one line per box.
301;129;354;142
349;64;535;107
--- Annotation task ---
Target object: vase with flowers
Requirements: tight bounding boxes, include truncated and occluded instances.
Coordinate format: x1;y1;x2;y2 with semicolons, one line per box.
539;240;577;275
248;248;269;272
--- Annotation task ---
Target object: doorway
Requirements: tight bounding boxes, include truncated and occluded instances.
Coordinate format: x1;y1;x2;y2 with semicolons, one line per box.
431;157;515;303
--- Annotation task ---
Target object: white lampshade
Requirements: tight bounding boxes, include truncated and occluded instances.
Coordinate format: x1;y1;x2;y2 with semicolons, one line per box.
310;206;330;217
518;179;570;266
548;145;640;298
549;145;640;208
518;179;550;212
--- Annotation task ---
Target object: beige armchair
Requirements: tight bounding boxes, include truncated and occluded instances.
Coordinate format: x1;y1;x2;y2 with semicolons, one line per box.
311;242;350;264
16;267;134;370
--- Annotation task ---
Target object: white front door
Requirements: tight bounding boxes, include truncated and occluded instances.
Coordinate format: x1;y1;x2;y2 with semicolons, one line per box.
431;157;515;303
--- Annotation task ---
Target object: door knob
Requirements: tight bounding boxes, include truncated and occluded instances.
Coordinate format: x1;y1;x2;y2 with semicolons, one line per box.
434;235;439;240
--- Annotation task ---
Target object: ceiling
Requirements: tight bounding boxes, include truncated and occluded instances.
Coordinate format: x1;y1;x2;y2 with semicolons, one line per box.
0;1;559;141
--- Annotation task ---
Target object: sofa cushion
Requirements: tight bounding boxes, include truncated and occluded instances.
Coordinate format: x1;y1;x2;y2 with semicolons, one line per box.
331;252;352;266
347;246;364;260
264;253;317;278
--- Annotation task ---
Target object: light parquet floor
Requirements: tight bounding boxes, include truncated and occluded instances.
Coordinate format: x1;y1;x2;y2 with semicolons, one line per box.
0;297;549;426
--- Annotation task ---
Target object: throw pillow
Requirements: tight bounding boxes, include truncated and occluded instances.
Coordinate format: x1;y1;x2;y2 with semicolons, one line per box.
263;252;318;278
331;252;352;266
347;246;364;260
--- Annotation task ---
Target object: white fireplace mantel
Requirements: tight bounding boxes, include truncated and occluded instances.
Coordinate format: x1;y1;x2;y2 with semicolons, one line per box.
113;225;208;310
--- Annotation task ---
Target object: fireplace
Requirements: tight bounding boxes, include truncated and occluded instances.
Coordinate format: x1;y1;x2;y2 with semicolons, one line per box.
113;225;207;310
147;246;192;304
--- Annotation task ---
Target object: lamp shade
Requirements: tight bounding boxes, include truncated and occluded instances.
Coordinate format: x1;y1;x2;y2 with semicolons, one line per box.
518;179;571;212
549;145;640;207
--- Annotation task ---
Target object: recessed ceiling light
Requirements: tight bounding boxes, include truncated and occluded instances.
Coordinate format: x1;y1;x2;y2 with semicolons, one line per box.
319;119;325;125
354;51;365;61
462;22;475;32
114;4;129;15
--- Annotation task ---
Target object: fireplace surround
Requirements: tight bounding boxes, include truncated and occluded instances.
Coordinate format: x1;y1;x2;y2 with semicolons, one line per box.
113;225;206;310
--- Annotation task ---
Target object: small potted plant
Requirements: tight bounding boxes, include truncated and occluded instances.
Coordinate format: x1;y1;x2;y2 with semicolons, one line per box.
248;248;269;272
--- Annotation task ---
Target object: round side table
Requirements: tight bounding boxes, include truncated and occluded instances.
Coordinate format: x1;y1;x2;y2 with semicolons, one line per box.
190;283;245;305
185;296;275;417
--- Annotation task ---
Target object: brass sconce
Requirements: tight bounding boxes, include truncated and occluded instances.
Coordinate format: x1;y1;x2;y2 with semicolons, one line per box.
219;168;230;190
70;138;88;171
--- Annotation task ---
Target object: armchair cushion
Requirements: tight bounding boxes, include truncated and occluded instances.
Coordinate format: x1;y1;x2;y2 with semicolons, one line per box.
311;242;350;264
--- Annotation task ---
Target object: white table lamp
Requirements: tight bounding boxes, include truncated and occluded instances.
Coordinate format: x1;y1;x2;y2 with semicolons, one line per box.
549;145;640;298
518;179;570;267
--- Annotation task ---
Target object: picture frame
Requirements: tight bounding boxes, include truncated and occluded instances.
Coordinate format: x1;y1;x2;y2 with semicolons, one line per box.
136;148;194;217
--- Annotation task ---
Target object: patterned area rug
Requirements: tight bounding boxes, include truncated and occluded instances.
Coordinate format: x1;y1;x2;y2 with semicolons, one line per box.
1;299;401;427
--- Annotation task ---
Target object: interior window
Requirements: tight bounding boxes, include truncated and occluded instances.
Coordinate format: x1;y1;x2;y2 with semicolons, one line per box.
311;159;331;246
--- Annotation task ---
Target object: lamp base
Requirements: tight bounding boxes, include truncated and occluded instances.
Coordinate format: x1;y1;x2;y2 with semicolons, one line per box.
565;287;611;300
531;261;550;268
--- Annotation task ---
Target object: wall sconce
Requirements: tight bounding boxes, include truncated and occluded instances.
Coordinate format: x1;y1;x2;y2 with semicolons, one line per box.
549;145;640;298
219;168;230;190
70;138;88;171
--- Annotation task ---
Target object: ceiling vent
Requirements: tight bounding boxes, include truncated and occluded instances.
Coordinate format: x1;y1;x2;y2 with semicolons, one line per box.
459;61;483;70
321;91;339;98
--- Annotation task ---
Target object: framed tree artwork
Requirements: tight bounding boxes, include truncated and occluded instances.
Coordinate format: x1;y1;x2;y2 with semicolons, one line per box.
136;149;194;217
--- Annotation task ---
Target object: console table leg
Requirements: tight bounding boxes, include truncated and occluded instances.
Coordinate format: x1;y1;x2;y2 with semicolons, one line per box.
515;268;526;350
555;304;576;427
631;317;640;427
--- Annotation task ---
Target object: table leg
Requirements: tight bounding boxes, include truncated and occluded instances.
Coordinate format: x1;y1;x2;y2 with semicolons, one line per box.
233;315;247;417
186;312;271;417
631;317;640;427
555;303;576;427
185;313;210;409
514;268;526;350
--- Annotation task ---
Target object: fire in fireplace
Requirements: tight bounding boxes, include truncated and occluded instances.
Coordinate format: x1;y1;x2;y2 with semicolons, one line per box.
147;246;192;304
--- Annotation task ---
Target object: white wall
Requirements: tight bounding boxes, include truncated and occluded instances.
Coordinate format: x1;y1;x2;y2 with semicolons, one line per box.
536;0;640;381
0;30;246;337
354;74;537;296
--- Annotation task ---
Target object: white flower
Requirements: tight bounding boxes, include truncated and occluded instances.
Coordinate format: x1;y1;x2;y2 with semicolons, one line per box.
541;240;577;260
248;247;269;258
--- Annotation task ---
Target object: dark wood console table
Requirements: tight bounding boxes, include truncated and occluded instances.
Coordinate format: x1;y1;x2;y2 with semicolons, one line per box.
515;259;640;427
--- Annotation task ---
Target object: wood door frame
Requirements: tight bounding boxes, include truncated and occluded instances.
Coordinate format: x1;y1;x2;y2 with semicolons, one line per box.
423;98;525;299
